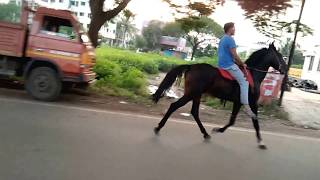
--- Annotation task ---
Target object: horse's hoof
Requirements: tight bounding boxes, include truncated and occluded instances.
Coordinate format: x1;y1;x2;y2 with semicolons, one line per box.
204;134;211;140
258;144;267;150
211;127;223;133
154;127;160;135
258;141;267;150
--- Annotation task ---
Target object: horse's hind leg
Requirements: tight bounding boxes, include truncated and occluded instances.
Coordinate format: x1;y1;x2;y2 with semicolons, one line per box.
191;96;210;139
212;102;241;133
154;95;192;134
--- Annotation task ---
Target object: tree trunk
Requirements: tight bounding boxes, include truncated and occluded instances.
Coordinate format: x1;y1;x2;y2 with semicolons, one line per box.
88;17;106;47
191;45;198;60
88;0;131;47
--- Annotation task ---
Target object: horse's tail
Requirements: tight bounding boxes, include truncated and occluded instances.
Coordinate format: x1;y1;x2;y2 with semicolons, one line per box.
152;65;191;103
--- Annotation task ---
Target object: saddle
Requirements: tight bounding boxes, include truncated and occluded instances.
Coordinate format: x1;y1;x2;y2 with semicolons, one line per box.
218;67;254;88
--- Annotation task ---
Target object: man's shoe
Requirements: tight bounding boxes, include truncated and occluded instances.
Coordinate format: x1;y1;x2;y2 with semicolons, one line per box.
243;105;257;119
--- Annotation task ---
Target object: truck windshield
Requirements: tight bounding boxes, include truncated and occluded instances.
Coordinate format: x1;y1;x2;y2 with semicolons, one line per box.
41;16;77;40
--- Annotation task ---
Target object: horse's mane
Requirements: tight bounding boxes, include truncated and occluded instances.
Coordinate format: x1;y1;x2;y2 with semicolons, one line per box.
245;48;268;67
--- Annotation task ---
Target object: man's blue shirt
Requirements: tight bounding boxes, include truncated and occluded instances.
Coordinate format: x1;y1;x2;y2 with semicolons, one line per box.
218;35;236;68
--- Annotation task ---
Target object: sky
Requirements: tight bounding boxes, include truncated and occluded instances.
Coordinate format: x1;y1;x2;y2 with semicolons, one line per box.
1;0;319;51
127;0;320;51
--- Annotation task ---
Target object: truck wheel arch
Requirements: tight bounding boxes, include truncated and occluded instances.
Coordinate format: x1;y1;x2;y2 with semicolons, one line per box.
23;59;63;79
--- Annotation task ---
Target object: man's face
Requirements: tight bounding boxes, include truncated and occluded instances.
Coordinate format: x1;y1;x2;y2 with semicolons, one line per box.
229;26;235;35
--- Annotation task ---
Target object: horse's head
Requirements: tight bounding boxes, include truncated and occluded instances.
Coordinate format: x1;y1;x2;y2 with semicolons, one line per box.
266;43;287;74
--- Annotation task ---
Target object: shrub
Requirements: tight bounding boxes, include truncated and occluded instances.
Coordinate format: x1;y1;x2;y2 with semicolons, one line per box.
93;59;121;82
118;68;147;95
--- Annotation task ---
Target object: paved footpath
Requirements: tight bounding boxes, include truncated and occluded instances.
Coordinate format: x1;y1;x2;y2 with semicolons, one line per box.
283;88;320;129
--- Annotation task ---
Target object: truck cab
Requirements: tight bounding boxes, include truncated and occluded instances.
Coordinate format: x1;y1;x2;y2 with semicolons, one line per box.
0;2;96;101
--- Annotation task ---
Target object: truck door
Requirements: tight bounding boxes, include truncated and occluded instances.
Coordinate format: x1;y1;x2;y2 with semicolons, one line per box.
27;15;83;79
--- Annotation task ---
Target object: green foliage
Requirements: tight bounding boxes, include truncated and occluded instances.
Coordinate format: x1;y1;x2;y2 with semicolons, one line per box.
93;47;222;99
291;64;303;69
93;47;187;97
195;44;217;58
96;47;186;74
191;56;218;66
93;60;122;82
118;68;146;95
142;20;164;50
134;35;147;49
161;22;185;38
0;3;21;23
178;16;224;37
177;16;223;60
280;38;304;66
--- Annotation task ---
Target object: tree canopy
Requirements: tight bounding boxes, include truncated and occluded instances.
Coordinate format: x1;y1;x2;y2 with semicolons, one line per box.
0;3;20;23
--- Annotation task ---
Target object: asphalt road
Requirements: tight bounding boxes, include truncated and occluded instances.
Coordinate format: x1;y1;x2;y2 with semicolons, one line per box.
0;96;319;180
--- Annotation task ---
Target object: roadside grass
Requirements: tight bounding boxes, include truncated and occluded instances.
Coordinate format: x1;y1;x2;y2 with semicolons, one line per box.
92;47;215;99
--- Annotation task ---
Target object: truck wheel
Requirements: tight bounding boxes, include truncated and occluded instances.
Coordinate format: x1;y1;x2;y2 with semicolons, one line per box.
26;67;61;101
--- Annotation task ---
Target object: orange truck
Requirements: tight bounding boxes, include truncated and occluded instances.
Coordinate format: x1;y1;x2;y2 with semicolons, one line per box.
0;1;96;101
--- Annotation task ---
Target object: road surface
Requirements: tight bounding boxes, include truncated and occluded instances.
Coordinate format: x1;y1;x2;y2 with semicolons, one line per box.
0;96;319;180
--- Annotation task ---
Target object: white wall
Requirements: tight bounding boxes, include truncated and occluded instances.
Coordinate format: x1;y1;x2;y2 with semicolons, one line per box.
302;52;320;87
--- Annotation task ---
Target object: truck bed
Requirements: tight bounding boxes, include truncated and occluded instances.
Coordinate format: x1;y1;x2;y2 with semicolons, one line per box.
0;21;26;57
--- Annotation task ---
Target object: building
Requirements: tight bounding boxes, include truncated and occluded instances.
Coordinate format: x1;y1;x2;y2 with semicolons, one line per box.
10;0;117;42
159;36;191;59
302;46;320;87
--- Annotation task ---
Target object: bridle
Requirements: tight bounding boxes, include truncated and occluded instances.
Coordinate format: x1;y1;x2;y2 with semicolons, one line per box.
247;47;284;74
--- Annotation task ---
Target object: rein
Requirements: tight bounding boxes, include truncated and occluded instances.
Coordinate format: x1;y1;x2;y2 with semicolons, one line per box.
247;67;282;74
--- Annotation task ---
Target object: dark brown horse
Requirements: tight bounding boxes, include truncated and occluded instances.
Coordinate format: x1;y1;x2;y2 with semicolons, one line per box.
152;43;287;149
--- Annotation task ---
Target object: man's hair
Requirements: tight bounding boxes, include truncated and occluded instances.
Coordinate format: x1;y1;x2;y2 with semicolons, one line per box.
224;22;235;33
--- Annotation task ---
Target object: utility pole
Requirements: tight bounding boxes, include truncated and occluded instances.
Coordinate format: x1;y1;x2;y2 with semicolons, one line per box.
278;0;306;106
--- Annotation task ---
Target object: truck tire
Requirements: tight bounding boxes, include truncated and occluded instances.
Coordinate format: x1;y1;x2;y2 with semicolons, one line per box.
25;67;62;101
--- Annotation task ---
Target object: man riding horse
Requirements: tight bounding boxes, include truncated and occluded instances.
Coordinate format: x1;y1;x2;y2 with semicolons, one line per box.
218;22;256;118
152;21;287;149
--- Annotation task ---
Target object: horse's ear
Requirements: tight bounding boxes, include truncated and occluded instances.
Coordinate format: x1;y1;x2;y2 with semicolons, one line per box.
269;41;276;50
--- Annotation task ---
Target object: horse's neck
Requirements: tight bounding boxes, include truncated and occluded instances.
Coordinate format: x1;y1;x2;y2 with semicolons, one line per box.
250;70;268;88
247;62;269;88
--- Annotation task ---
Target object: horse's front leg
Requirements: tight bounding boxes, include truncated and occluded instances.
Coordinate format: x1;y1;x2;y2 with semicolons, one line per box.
191;96;210;140
250;103;267;149
212;102;241;133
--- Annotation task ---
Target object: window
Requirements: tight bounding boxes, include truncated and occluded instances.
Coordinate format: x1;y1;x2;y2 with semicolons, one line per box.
79;12;84;16
74;12;78;16
59;0;63;2
72;1;79;6
309;56;315;71
87;24;90;29
113;30;116;34
81;1;85;6
88;13;92;18
51;0;55;2
41;16;76;40
106;28;109;32
317;60;320;72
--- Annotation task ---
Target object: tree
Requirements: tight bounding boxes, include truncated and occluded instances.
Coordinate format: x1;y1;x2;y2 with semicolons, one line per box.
163;0;312;38
134;35;147;49
163;0;224;16
195;44;217;58
116;9;137;48
280;38;304;68
0;2;20;23
141;20;164;50
161;22;185;38
89;0;131;47
178;16;223;60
